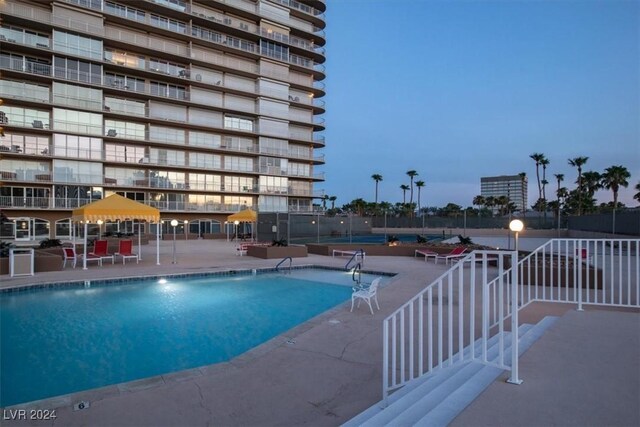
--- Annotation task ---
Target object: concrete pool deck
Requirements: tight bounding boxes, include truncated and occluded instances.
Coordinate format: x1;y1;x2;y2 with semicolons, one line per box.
1;239;638;426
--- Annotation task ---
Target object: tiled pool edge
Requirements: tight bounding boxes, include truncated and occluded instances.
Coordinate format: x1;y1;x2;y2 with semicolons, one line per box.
0;264;396;294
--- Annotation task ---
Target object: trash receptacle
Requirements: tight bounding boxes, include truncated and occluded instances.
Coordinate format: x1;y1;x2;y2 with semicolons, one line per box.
10;248;34;277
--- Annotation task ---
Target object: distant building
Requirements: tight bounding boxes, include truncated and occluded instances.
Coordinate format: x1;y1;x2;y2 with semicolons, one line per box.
480;175;528;213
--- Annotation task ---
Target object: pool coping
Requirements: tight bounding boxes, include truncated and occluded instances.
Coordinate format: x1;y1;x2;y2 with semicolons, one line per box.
1;265;398;410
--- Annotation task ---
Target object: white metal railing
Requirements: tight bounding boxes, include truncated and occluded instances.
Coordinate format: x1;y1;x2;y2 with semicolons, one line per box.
514;239;640;310
383;251;518;401
383;238;640;401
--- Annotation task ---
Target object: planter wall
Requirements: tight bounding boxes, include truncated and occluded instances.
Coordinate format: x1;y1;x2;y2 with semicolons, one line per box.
247;245;308;259
520;264;603;289
0;249;63;275
306;244;462;257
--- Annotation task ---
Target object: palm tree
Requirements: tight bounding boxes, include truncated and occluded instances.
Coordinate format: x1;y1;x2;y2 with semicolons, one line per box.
634;182;640;204
371;174;383;204
329;195;337;210
601;165;631;233
582;171;602;198
484;196;496;216
472;195;485;210
530;153;545;203
400;184;410;204
415;180;425;213
568;156;589;215
540;157;550;201
406;170;418;204
321;194;328;210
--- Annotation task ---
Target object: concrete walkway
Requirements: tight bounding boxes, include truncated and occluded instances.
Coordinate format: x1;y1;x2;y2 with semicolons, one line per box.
2;240;638;426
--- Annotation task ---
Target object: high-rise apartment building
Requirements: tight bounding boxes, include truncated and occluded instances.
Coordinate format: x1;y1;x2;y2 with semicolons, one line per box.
0;0;326;240
480;174;528;213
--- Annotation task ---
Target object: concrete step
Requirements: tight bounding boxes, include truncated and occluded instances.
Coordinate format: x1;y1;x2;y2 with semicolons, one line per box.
344;317;558;427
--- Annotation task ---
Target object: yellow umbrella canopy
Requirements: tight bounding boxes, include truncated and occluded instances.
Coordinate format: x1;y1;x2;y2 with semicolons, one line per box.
71;194;160;223
227;209;257;222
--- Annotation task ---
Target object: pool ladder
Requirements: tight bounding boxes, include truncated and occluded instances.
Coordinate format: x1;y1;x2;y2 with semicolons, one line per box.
275;256;292;274
345;249;365;270
351;262;363;288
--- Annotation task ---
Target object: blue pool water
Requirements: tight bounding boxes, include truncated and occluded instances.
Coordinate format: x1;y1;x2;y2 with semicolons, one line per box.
0;270;374;406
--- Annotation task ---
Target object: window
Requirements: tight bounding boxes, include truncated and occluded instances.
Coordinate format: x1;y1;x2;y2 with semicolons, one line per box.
53;108;102;135
104;49;145;69
224;156;254;172
104;97;146;116
223;176;255;192
259;176;288;194
1;133;49;156
149;58;185;77
149;148;185;166
260;40;289;62
224;116;253;131
53;82;102;110
104;143;146;163
188;153;220;169
150;14;186;33
0;159;50;181
53;160;102;184
259;156;288;175
288;162;310;177
189;131;221;148
104;73;146;92
0;25;50;48
149;126;185;144
104;119;146;140
0;80;49;103
54;186;102;209
53;30;102;60
54;57;101;84
0;106;49;128
105;2;145;21
188;173;221;191
258;195;286;212
150;81;186;100
53;134;102;160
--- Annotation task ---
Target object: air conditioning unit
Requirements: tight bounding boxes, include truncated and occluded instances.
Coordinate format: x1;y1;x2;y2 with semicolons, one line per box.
195;74;202;82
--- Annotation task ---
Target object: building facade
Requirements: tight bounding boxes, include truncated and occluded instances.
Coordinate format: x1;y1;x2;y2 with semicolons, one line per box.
0;0;326;240
480;174;528;214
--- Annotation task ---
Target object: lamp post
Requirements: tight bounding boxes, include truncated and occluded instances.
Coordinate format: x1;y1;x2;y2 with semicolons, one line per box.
234;220;240;242
184;219;189;240
97;219;103;238
509;219;524;255
170;219;178;264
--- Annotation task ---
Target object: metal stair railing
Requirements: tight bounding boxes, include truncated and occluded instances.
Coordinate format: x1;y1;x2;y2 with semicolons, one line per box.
382;250;519;402
382;238;640;403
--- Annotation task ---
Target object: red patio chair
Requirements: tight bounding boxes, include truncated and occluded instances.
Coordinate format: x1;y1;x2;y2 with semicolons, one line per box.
90;239;114;264
115;240;138;264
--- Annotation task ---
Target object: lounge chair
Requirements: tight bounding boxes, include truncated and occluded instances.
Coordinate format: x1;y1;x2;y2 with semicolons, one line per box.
115;239;138;264
415;249;438;262
435;247;467;264
90;240;114;264
351;277;382;314
62;247;77;268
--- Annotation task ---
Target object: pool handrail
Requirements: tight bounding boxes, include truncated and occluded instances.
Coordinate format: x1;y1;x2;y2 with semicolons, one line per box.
275;256;293;274
345;249;365;269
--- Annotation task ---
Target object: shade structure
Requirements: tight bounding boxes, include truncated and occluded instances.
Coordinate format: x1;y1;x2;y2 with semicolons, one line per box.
72;194;160;223
227;209;257;222
70;194;161;269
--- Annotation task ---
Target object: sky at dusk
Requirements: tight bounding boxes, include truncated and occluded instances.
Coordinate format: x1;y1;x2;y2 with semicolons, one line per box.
319;0;640;209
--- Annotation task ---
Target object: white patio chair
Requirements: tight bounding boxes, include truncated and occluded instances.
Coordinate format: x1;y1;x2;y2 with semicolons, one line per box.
351;277;382;315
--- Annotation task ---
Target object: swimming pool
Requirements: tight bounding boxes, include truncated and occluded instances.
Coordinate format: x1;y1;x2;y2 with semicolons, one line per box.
0;269;385;407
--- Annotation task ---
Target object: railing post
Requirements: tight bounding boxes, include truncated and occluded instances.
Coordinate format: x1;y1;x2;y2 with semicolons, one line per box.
382;319;389;407
507;251;523;385
577;240;584;311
